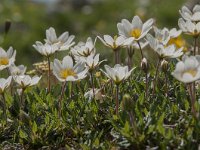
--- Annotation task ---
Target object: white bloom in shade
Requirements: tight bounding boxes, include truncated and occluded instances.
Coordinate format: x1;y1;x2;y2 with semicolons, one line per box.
84;88;104;102
146;33;161;50
84;54;106;71
45;27;75;51
117;16;154;41
14;75;41;89
147;34;183;58
130;40;149;49
153;26;170;45
0;76;12;94
156;45;183;59
101;64;135;85
0;47;16;71
172;56;200;83
52;56;88;82
97;35;133;50
9;64;26;76
179;5;200;22
168;28;182;38
71;37;95;58
33;41;59;57
178;18;200;37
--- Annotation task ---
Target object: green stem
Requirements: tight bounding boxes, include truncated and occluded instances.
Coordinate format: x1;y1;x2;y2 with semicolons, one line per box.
137;41;144;59
114;48;120;64
153;58;161;95
47;56;51;93
165;72;168;98
90;72;95;99
115;84;119;115
58;81;67;119
145;72;148;100
188;83;197;118
127;48;133;70
2;93;7;124
194;37;198;55
20;88;25;110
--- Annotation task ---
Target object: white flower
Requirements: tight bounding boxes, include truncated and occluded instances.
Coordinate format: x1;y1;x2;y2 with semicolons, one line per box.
0;76;12;94
168;28;182;38
14;75;41;89
117;16;154;41
172;56;200;83
101;64;134;85
45;27;75;51
0;47;16;71
178;18;200;37
146;33;161;50
71;37;95;58
179;5;200;22
153;26;170;45
84;88;104;102
147;34;183;59
33;42;59;57
129;40;149;49
157;45;183;59
9;64;26;76
84;54;106;71
52;56;88;82
97;35;133;50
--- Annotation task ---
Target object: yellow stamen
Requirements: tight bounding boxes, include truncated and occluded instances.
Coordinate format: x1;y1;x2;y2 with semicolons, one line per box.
184;69;197;77
0;57;9;65
168;36;188;52
60;69;77;79
130;28;141;39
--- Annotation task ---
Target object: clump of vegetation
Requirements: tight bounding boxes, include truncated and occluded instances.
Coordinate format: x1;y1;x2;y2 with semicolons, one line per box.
1;2;200;149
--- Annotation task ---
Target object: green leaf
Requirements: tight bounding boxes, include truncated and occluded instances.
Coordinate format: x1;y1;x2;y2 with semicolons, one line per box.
32;121;37;134
19;130;28;139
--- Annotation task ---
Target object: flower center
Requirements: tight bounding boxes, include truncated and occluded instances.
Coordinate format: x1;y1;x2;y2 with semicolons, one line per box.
168;36;185;48
184;69;197;77
0;57;9;65
130;28;141;38
60;69;77;79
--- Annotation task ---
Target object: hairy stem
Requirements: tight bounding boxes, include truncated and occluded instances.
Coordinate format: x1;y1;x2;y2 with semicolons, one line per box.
2;93;7;124
58;81;67;119
127;48;133;70
47;56;51;93
194;37;198;56
137;41;144;59
90;72;95;99
153;58;161;96
114;49;120;64
115;84;119;115
165;72;168;97
188;83;197;118
20;88;25;110
145;72;148;100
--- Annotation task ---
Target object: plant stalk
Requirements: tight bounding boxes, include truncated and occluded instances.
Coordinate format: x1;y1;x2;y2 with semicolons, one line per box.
90;71;95;99
153;58;161;95
47;56;51;93
58;81;67;119
1;93;7;124
137;41;144;59
115;84;119;115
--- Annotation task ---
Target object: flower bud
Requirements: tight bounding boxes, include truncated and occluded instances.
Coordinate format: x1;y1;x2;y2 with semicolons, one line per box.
161;59;168;73
141;57;148;73
127;46;135;58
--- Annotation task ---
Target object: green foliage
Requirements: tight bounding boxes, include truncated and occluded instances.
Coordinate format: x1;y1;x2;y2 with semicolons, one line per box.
0;67;200;149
